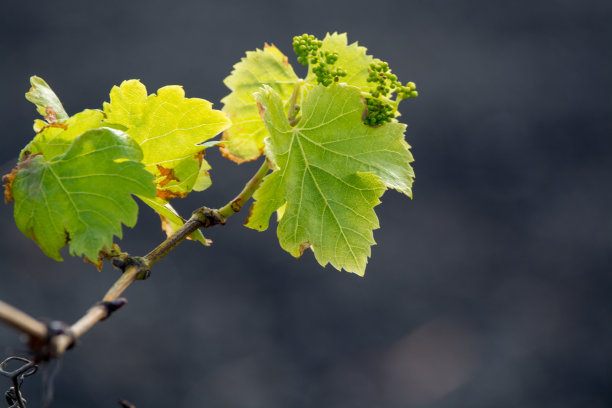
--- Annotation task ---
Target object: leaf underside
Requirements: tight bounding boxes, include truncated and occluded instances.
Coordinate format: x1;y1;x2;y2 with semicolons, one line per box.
246;84;414;275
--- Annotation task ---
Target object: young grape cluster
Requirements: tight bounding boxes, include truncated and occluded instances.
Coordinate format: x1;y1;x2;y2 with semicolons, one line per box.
364;97;395;127
364;61;419;126
292;34;322;65
292;33;418;127
367;61;419;100
292;34;347;86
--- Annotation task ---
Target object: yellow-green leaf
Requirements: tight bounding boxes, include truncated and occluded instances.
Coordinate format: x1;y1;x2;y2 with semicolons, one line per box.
103;80;230;239
221;44;299;163
103;79;230;198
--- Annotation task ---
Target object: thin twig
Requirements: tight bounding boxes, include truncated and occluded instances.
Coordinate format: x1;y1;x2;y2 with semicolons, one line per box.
0;159;270;359
218;160;270;218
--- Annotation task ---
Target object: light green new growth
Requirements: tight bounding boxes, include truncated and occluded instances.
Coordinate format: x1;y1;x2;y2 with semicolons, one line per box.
221;44;299;163
246;85;414;275
25;76;69;124
12;128;155;261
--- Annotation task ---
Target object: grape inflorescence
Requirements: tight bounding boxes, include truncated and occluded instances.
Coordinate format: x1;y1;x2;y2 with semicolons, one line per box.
364;61;419;126
292;34;322;66
364;97;395;127
292;33;418;127
292;34;347;86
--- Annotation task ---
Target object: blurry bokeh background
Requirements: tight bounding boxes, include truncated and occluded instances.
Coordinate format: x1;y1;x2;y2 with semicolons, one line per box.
1;0;611;407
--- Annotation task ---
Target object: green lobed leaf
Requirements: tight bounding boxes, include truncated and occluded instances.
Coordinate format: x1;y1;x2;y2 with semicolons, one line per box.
245;84;414;275
11;128;155;261
103;79;230;200
221;44;299;163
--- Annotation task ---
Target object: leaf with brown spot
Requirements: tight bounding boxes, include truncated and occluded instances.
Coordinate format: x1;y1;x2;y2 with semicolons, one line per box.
156;165;180;187
25;76;69;124
156;190;188;200
103;80;229;200
193;151;204;165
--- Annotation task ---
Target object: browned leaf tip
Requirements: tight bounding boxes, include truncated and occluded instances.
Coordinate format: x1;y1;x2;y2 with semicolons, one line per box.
263;43;290;66
2;167;18;204
161;212;211;242
86;244;124;271
243;203;256;227
83;256;104;272
298;241;311;257
159;214;174;239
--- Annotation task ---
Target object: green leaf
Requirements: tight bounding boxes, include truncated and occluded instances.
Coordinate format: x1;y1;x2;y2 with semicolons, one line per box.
221;44;299;163
305;32;374;91
246;85;414;275
25;76;69;124
103;79;230;199
11;128;155;261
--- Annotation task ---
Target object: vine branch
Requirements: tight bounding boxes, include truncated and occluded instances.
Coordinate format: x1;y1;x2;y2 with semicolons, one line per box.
0;159;270;360
0;301;47;345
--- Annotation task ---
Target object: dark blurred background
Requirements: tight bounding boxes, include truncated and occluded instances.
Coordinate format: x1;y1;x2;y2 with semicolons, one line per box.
1;0;611;407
